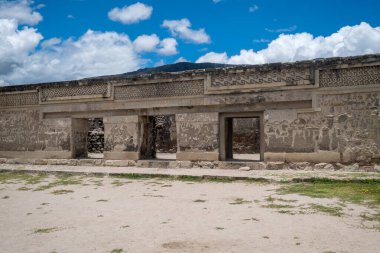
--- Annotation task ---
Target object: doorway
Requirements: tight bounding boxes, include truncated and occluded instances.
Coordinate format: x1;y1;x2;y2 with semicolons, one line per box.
220;113;263;161
140;115;177;160
71;118;104;159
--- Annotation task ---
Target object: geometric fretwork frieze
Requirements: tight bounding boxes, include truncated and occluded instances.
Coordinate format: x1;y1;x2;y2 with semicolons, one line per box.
40;83;109;101
114;79;204;100
211;67;313;87
319;65;380;87
0;92;39;107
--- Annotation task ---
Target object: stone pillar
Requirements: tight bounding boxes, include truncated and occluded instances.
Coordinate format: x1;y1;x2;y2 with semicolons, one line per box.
71;118;89;158
103;116;141;160
176;112;219;161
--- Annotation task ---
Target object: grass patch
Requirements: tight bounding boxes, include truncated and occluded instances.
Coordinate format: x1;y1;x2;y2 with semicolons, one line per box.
229;198;252;205
96;199;108;202
111;173;269;184
360;212;380;222
278;181;380;207
214;227;224;230
110;249;123;253
308;204;344;217
0;171;48;185
51;189;74;195
33;227;59;234
262;203;295;209
34;174;82;191
17;186;33;191
111;180;132;187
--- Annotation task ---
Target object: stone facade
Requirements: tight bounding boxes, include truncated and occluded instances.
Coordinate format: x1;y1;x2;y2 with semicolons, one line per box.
0;54;379;165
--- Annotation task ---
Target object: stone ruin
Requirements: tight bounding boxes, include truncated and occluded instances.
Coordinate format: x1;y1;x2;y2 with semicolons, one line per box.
0;54;380;169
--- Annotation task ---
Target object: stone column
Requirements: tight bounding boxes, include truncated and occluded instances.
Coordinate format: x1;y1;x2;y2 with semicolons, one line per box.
103;116;141;160
176;112;219;161
71;118;89;158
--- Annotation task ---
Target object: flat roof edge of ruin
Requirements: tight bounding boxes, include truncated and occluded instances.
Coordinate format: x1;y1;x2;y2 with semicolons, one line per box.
1;53;380;93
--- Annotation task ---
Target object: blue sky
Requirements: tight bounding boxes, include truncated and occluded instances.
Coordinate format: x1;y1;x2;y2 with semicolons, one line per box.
1;0;380;85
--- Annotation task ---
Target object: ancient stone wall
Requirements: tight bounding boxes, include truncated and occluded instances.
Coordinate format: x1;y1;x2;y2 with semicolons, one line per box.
0;54;379;164
176;113;219;161
264;92;380;163
103;116;141;160
0;109;71;158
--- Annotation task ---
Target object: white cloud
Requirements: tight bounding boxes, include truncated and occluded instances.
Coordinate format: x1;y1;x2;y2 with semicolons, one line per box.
265;25;297;33
0;27;143;84
196;22;380;65
212;0;222;3
162;18;211;44
157;38;178;55
41;37;61;48
67;14;75;19
133;34;178;55
133;34;160;52
196;52;228;63
0;0;42;25
249;5;259;12
108;2;152;25
0;18;42;75
175;57;189;63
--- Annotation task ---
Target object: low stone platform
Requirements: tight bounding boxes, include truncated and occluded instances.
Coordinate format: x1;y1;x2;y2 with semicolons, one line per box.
1;163;379;183
0;157;379;172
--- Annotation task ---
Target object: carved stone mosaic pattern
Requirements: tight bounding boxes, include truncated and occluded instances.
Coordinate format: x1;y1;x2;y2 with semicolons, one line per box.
0;109;71;151
114;80;204;100
40;83;108;101
211;67;312;87
319;65;380;87
0;92;39;107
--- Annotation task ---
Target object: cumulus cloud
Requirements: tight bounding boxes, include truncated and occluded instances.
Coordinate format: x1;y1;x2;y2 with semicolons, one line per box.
162;18;211;44
108;2;153;24
196;22;380;64
0;0;42;25
133;34;178;55
133;34;160;52
175;57;189;63
0;18;42;75
196;52;228;64
0;27;143;84
212;0;222;3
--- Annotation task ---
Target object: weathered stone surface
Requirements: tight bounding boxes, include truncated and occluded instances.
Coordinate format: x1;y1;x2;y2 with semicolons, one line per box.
266;162;286;170
104;160;134;167
0;54;380;166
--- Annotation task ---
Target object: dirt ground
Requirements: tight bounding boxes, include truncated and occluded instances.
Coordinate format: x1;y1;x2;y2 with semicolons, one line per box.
0;173;379;253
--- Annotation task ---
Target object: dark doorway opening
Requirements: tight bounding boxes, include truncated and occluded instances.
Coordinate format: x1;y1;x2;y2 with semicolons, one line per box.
140;115;177;160
87;118;104;159
226;117;260;161
71;118;104;159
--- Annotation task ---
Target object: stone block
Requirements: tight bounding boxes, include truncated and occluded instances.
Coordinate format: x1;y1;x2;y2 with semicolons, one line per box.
250;162;267;170
266;162;286;170
77;159;96;166
47;159;70;165
238;166;251;171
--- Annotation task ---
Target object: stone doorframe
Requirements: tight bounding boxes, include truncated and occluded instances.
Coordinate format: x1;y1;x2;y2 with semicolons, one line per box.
219;112;264;161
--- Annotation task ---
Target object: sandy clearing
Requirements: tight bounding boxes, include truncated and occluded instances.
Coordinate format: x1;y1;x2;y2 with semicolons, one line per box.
0;174;379;253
